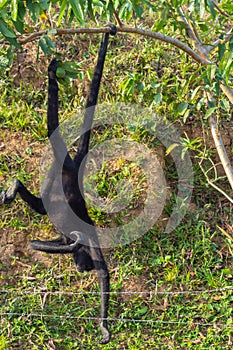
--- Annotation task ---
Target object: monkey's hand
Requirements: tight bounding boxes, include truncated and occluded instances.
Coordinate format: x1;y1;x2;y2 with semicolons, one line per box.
1;179;20;204
48;58;59;79
106;23;117;36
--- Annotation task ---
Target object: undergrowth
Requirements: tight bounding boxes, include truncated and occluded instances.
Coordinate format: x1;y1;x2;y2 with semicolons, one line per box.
0;32;232;350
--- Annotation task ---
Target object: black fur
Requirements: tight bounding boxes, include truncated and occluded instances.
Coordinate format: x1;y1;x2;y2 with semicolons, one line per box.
1;24;117;344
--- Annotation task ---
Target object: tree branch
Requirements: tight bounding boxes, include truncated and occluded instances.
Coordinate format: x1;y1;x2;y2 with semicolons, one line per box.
177;7;233;196
116;26;211;64
209;115;233;190
4;26;211;65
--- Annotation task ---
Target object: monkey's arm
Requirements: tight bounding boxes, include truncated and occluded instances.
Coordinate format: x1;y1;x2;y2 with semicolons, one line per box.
74;24;117;165
1;179;46;214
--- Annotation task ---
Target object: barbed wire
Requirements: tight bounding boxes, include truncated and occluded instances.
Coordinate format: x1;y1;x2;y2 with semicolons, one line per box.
1;287;232;328
0;286;232;296
0;312;232;328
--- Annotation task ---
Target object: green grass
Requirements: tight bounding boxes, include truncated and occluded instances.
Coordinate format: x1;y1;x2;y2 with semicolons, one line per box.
0;36;233;349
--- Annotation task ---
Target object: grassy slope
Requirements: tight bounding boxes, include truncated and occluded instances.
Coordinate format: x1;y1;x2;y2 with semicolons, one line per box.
0;34;233;350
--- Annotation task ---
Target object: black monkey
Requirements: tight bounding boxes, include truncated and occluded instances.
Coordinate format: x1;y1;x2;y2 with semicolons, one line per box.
1;24;117;344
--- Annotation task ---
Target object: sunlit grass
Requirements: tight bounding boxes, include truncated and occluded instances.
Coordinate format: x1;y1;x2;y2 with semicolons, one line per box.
0;33;232;350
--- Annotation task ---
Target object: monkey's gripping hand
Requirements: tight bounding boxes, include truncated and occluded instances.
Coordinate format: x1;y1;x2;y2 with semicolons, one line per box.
48;58;59;79
106;23;117;36
1;179;20;204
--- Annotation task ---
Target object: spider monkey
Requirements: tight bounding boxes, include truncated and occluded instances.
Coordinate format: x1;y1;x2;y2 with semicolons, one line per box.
1;24;117;344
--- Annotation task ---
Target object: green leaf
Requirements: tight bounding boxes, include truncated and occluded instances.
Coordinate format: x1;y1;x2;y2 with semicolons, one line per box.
141;0;157;12
220;100;230;112
218;43;226;61
134;4;143;18
11;0;18;21
57;76;70;86
13;19;24;34
206;0;216;18
177;102;189;115
57;0;67;25
205;107;217;118
26;0;40;22
44;35;55;49
39;37;47;54
0;18;16;38
87;0;95;21
70;0;85;24
40;0;50;10
62;61;79;73
191;86;201;101
207;64;216;81
183;109;190;123
18;1;26;22
153;92;162;105
136;306;148;316
56;67;66;78
0;0;8;11
5;35;21;48
39;36;53;54
229;36;233;52
166;143;180;156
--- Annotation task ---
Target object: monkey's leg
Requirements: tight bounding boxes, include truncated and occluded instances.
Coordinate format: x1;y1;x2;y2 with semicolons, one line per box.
1;179;46;215
30;236;81;253
89;246;110;344
47;59;74;171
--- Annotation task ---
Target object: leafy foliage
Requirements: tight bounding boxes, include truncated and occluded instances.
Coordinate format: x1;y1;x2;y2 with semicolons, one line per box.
0;0;232;105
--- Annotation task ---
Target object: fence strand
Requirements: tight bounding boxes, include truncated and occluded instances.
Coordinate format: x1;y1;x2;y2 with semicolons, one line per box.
0;312;232;328
1;286;232;328
0;286;232;296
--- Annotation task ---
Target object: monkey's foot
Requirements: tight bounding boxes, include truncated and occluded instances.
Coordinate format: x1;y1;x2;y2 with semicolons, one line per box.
100;322;111;344
30;236;81;253
1;179;20;204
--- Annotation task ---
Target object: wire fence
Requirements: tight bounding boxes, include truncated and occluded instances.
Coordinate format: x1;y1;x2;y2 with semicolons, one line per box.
1;286;233;328
0;285;233;296
1;312;232;328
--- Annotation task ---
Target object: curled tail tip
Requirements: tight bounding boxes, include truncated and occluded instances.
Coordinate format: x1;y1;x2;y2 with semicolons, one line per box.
106;23;117;36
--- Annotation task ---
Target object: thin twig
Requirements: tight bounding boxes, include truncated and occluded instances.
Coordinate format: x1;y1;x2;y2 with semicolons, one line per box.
217;225;233;243
113;10;123;27
212;28;233;49
213;0;231;18
178;7;200;43
199;160;233;203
